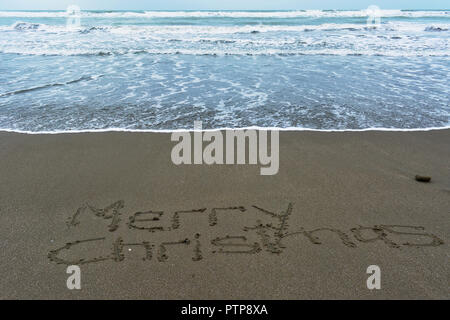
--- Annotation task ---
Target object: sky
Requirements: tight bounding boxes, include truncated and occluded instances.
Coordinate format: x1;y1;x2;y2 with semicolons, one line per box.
0;0;448;11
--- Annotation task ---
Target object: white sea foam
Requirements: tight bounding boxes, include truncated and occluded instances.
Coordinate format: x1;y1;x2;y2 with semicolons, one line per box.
1;20;448;57
1;48;448;57
3;22;449;34
1;126;449;135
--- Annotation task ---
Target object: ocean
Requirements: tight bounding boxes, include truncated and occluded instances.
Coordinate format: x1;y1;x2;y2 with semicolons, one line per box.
0;10;449;132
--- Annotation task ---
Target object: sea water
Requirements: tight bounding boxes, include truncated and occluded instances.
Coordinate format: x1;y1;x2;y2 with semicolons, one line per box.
0;10;449;132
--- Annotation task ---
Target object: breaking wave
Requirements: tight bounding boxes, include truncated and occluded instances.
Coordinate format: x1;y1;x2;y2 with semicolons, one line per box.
0;10;449;18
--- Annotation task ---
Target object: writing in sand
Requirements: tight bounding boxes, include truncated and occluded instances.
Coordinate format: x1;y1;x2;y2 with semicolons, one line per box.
48;201;444;265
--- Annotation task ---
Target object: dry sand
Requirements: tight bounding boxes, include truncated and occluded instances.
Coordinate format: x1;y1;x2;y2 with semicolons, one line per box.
0;129;449;299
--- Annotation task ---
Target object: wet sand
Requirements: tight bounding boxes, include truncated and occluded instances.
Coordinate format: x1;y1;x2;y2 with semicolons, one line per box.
0;129;448;299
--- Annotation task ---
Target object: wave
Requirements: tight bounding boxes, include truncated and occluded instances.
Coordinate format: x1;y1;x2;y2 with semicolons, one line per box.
1;21;448;57
4;22;448;34
425;25;449;31
0;75;103;97
0;10;449;18
12;21;41;30
1;48;448;57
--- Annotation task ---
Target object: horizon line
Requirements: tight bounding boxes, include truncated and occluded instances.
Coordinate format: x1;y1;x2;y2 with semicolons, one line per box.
1;8;449;11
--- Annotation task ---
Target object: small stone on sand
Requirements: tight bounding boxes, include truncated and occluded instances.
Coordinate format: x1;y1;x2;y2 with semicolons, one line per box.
415;175;431;183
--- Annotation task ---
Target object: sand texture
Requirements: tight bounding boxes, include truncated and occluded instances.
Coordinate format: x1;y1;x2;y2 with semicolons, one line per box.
0;130;449;299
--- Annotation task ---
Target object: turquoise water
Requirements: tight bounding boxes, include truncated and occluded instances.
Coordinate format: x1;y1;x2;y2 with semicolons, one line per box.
0;10;449;131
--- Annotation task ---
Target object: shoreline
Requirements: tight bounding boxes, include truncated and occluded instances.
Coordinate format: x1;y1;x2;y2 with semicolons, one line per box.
1;125;449;135
0;129;448;299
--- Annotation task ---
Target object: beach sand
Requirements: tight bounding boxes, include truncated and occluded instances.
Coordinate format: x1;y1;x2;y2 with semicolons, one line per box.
0;129;448;299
